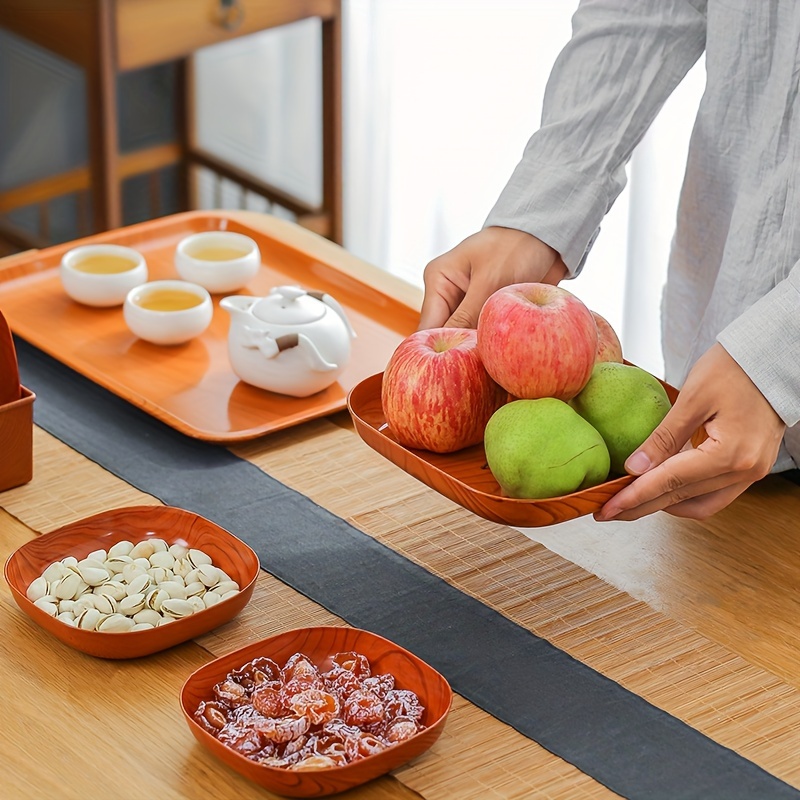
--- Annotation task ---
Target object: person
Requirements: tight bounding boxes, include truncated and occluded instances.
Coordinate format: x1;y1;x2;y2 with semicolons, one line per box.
417;0;799;522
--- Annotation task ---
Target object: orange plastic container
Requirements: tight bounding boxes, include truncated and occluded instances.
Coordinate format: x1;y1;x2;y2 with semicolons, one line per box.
0;385;35;492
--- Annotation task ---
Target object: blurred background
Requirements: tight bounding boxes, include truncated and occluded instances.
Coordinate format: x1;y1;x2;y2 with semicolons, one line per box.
0;0;704;377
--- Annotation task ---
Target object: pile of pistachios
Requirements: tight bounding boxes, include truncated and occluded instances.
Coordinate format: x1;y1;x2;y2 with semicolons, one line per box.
26;538;240;632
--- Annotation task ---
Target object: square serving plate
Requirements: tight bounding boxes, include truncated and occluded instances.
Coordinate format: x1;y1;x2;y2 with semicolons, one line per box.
347;371;681;528
4;505;260;659
0;211;418;442
180;625;452;798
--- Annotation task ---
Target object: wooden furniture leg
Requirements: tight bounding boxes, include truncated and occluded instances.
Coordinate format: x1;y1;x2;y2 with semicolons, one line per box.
321;6;343;245
85;0;122;231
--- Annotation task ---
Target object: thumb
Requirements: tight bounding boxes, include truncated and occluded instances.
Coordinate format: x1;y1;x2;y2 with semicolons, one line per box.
624;403;703;475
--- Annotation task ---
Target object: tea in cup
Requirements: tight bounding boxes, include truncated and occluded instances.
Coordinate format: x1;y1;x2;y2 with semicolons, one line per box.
123;280;213;345
60;244;148;307
174;231;260;293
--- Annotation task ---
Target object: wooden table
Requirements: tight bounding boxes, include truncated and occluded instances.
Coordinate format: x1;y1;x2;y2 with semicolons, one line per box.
0;0;342;247
4;214;800;798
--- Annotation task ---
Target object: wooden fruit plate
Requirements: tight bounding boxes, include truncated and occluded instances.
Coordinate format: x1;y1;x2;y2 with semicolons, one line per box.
0;212;418;442
347;372;680;528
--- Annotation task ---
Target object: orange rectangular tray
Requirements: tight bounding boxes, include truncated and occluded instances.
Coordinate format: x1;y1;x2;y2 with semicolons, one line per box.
348;372;680;528
0;212;418;442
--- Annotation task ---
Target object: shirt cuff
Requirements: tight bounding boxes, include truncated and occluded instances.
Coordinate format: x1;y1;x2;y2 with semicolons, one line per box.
717;271;800;428
482;159;612;277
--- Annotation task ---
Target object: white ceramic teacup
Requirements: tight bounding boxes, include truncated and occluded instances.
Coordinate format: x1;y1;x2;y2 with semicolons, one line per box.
174;231;260;294
123;280;213;345
60;244;148;307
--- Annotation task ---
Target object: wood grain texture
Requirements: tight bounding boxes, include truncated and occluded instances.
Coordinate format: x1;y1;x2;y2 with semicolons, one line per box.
181;627;451;798
348;372;679;528
0;308;21;404
0;211;418;441
8;213;800;797
238;417;800;793
116;0;340;71
4;505;260;658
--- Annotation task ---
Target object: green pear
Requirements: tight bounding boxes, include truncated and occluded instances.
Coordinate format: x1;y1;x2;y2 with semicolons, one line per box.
569;362;672;474
483;398;610;499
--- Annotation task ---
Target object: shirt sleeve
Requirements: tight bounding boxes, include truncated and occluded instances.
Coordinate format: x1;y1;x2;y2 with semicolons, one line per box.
717;263;800;428
484;0;707;275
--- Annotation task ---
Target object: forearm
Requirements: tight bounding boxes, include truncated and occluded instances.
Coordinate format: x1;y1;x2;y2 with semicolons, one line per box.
486;0;707;273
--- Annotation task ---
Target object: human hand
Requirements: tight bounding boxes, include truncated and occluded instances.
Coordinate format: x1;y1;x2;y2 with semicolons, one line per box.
418;227;568;330
595;343;786;521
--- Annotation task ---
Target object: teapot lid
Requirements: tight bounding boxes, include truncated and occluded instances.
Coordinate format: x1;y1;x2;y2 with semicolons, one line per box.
251;286;325;325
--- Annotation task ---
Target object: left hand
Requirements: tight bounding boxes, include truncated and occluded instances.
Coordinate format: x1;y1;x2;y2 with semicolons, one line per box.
595;343;786;521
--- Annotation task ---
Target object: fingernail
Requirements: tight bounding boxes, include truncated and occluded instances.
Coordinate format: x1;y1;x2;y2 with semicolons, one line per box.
595;505;617;522
625;450;651;475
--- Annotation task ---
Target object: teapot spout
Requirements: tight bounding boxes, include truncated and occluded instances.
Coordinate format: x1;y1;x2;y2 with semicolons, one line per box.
220;295;257;319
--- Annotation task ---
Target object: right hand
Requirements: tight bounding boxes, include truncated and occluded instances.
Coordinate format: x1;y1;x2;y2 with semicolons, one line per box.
418;226;568;330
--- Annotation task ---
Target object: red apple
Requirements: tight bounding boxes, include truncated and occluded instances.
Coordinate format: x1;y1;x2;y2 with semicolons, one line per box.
381;327;507;453
477;282;597;401
591;310;624;363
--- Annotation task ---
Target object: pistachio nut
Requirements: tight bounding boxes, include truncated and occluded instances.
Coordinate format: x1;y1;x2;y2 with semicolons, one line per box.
129;540;157;560
104;555;133;574
92;593;118;615
168;543;189;559
196;564;221;588
41;562;69;583
188;548;213;568
107;540;134;557
184;581;206;599
75;607;104;630
132;609;162;626
33;598;58;616
54;571;85;600
188;595;206;613
161;598;195;618
126;573;152;597
148;551;175;570
76;565;110;587
97;614;136;633
95;580;128;602
26;576;50;602
118;593;146;616
145;588;169;612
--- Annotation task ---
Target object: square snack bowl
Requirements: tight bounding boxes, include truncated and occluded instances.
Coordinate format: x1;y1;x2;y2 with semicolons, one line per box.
3;504;259;659
180;625;453;798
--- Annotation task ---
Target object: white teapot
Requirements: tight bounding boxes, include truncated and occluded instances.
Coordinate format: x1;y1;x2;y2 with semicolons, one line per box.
220;286;356;397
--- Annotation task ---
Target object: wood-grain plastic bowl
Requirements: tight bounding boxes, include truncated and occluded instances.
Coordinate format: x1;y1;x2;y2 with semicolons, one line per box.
347;370;680;528
4;505;259;659
180;626;453;797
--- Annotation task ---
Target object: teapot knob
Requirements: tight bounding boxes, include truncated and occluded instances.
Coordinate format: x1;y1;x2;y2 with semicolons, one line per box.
271;285;307;302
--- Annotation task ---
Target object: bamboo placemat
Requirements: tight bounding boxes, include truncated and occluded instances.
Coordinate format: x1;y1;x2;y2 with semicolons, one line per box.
5;423;800;798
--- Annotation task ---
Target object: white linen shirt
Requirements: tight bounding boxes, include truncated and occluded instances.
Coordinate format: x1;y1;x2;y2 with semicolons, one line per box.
484;0;800;471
